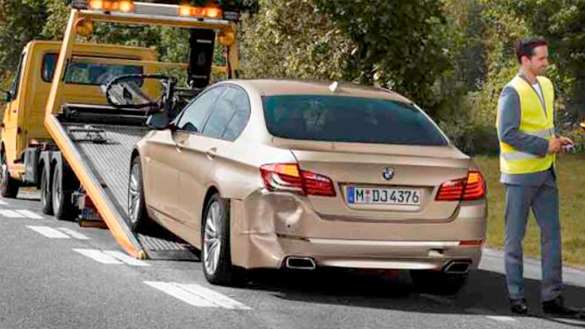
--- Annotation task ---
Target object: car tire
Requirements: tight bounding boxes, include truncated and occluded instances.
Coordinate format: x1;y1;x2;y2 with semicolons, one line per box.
40;166;54;215
51;164;78;221
201;194;240;286
128;156;150;232
0;152;19;198
410;270;468;295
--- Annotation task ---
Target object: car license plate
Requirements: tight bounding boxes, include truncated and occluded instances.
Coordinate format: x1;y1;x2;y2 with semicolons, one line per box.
346;186;422;206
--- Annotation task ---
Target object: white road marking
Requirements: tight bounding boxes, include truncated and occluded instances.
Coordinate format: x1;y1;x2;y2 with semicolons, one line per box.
103;250;149;266
57;227;90;240
73;249;123;264
16;210;43;219
144;281;250;310
27;225;70;239
0;210;25;218
0;199;8;205
177;283;251;310
73;249;149;266
466;308;517;324
144;282;216;307
486;315;516;323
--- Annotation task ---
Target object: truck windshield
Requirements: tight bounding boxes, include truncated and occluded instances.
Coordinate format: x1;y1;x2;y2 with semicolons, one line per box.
42;53;143;85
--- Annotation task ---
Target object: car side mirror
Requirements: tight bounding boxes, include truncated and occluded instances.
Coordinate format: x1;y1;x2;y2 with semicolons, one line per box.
146;112;171;130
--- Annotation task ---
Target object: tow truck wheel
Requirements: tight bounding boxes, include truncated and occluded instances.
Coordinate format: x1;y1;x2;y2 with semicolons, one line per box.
0;152;20;198
410;270;468;295
40;167;54;215
128;157;149;232
51;164;77;220
201;194;241;286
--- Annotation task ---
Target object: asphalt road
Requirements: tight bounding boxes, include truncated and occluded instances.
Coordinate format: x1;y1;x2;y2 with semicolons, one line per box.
1;191;585;329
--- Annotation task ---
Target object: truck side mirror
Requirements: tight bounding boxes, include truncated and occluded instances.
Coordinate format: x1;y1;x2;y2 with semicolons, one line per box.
146;112;170;130
3;90;11;102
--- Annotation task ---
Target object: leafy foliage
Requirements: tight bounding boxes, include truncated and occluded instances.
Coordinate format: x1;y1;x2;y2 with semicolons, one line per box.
241;0;451;113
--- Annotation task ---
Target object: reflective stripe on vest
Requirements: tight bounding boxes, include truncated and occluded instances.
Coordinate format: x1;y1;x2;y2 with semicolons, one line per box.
496;75;556;175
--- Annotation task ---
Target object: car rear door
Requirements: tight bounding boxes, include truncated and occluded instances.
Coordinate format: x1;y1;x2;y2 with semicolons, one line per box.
142;87;221;224
175;86;250;234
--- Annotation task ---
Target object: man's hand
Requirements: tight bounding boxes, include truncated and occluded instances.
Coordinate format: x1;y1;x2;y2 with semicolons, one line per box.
548;137;563;154
559;136;574;146
559;136;576;153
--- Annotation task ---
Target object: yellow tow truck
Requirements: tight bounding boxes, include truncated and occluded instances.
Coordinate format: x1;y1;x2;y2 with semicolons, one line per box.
0;0;239;259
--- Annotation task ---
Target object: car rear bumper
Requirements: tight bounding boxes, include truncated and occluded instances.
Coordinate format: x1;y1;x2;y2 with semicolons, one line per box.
230;190;487;271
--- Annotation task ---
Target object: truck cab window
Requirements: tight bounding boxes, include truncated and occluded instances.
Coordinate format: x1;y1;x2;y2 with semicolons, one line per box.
42;53;143;85
9;53;25;100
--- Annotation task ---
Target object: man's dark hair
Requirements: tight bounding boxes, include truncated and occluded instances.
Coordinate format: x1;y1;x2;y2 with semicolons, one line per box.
515;37;548;63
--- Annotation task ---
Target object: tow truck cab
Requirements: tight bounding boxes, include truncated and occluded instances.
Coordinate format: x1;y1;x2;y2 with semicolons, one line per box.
1;41;158;190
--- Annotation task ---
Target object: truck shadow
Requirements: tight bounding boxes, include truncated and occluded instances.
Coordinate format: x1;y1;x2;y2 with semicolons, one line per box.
243;268;585;327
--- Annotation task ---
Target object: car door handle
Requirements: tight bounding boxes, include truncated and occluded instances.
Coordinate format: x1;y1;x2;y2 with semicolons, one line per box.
175;138;187;152
206;147;217;159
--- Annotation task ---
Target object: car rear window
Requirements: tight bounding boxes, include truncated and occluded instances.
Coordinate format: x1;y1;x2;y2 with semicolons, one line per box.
262;95;448;146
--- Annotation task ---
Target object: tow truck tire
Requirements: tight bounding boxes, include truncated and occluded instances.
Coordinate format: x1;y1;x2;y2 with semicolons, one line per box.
0;152;20;198
201;194;241;286
410;270;468;295
40;167;53;215
128;157;150;232
51;164;77;221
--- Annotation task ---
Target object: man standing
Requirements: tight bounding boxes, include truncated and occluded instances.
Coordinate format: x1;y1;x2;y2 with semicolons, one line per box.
496;37;583;317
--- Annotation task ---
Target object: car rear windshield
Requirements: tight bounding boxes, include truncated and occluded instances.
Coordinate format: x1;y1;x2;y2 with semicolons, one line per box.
263;95;448;145
42;53;143;86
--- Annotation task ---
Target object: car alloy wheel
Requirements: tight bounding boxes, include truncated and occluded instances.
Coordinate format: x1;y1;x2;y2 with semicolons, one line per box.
203;201;222;276
128;163;141;226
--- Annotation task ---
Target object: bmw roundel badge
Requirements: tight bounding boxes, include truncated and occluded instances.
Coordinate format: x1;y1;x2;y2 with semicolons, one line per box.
382;167;395;181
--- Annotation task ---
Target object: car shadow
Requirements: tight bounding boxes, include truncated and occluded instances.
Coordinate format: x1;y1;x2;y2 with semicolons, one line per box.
241;267;585;327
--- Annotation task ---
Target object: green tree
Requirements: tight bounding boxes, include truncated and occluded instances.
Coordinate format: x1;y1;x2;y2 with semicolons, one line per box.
240;0;452;113
518;0;585;126
0;0;47;76
314;0;451;112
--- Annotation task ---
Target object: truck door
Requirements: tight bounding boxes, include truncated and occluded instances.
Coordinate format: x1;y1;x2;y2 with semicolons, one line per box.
2;52;26;168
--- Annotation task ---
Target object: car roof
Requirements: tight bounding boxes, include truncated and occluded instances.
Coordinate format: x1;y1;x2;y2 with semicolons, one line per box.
230;79;412;103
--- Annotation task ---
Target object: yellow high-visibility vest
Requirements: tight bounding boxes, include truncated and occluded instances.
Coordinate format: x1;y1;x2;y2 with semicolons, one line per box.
497;75;555;174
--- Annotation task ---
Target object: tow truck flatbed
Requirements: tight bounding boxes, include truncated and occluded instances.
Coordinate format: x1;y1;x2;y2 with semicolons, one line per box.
62;119;197;260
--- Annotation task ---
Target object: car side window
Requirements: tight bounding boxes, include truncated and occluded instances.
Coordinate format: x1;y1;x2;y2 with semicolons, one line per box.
176;87;223;133
222;88;251;141
201;87;240;139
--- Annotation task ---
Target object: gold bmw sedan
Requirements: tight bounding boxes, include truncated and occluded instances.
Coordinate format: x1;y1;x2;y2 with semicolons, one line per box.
129;80;487;291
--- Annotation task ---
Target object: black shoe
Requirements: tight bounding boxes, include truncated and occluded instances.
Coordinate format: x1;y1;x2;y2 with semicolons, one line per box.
510;298;528;315
542;296;585;319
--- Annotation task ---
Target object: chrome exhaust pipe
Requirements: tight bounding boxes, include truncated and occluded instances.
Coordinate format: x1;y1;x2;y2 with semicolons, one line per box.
285;256;316;270
443;260;471;274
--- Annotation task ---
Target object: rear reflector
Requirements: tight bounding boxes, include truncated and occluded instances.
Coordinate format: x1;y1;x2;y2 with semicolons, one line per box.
436;170;486;201
459;240;484;247
260;163;336;197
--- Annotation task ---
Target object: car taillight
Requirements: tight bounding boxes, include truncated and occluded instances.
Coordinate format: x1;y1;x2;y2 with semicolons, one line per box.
436;170;486;201
462;171;486;200
260;163;336;197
